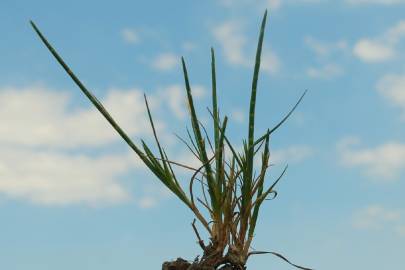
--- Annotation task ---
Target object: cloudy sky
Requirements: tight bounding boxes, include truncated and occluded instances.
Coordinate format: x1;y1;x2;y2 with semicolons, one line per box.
1;0;405;269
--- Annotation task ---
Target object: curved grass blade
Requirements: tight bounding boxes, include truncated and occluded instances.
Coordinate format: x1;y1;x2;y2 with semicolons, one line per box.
267;89;307;135
248;251;314;270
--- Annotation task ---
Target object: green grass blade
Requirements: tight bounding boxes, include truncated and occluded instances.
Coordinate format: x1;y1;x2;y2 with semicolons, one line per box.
248;251;314;270
207;108;244;168
256;165;288;205
216;116;228;198
186;128;201;157
174;133;200;160
267;89;307;135
30;21;147;161
244;10;268;214
211;47;219;150
181;57;218;211
144;94;171;174
248;133;270;237
246;89;308;155
30;21;193;208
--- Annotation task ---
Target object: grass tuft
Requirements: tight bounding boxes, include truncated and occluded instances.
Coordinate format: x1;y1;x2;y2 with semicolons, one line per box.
31;10;312;270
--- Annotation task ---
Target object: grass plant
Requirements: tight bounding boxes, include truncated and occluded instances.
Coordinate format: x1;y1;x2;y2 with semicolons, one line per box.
31;10;312;270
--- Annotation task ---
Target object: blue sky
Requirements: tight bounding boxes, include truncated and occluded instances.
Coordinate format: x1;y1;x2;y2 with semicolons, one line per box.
1;0;405;269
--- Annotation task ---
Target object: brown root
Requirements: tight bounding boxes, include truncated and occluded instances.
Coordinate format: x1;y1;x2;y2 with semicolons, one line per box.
161;257;246;270
161;243;247;270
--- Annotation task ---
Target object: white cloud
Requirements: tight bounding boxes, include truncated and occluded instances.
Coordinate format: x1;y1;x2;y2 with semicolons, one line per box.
396;225;405;236
212;20;280;74
0;146;137;206
377;72;405;118
353;20;405;63
138;196;158;209
271;145;314;164
261;50;281;74
151;53;179;71
182;41;197;52
156;84;206;120
136;185;172;209
213;20;247;66
0;85;185;207
252;145;313;170
353;40;395;62
230;109;245;123
338;137;405;180
307;64;344;79
172;150;204;173
346;0;405;5
353;205;401;230
304;36;348;58
121;28;140;44
161;85;186;119
353;205;405;238
385;21;405;43
304;37;346;79
218;0;323;9
217;0;274;9
0;86;157;149
218;0;236;7
267;0;282;9
354;205;400;229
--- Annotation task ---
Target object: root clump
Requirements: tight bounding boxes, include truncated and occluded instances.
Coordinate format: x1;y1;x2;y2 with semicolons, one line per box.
162;257;245;270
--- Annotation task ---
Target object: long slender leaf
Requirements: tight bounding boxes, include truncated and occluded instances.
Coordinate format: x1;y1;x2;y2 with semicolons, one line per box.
211;47;219;151
248;132;270;237
244;10;268;216
181;57;218;212
248;251;314;270
30;21;148;163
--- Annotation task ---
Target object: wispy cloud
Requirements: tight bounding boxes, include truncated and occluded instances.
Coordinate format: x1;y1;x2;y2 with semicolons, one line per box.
338;137;405;180
377;72;405;118
121;28;140;44
213;20;248;66
218;0;281;10
136;185;172;209
307;64;344;79
230;109;246;123
353;20;405;63
271;145;314;164
304;36;348;58
182;41;197;52
0;85;192;207
346;0;405;5
0;146;137;206
212;20;280;74
218;0;323;10
155;84;206;120
353;40;395;62
151;53;179;71
396;225;405;236
252;145;313;171
304;37;346;79
266;0;282;9
353;205;405;237
0;86;156;149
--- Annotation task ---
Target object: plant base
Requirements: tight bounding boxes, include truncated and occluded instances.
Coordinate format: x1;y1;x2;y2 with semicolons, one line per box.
162;257;246;270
